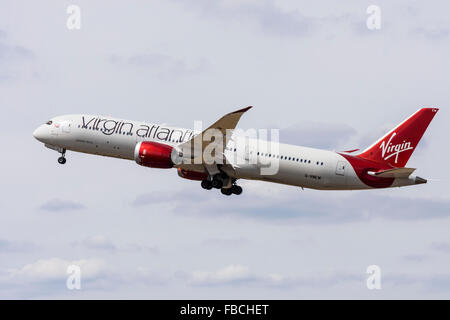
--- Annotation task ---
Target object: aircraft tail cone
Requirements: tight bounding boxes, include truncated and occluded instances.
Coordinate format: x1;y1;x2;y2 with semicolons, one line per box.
415;176;427;184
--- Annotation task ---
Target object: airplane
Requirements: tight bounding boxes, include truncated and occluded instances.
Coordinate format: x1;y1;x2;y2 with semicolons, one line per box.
33;107;438;195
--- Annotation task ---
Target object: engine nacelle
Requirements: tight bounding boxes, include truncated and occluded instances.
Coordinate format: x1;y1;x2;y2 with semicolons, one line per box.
177;168;208;181
134;141;180;169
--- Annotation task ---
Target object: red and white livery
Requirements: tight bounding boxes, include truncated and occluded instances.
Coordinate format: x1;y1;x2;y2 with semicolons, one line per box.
33;107;438;195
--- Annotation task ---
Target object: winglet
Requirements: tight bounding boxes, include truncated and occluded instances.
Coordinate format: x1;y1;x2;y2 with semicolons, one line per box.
231;106;253;114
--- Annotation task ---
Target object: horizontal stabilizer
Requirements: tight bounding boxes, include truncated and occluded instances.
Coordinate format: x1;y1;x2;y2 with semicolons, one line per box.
341;149;360;153
368;167;416;178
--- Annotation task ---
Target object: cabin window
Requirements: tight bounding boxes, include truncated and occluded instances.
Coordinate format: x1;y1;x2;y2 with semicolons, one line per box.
46;120;53;125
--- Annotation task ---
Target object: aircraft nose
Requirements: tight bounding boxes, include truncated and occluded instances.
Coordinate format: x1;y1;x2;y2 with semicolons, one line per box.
33;125;47;143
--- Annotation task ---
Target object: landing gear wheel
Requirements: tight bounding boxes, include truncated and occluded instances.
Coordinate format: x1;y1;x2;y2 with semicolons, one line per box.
231;185;243;195
58;157;66;165
221;188;232;196
212;179;223;189
201;180;212;190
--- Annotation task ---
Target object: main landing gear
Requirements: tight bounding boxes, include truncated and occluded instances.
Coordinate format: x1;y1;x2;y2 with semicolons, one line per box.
201;180;213;190
220;184;242;196
231;184;243;195
201;175;243;196
57;149;67;165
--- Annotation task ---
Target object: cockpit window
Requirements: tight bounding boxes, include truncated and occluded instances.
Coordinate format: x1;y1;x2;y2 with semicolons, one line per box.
46;120;53;125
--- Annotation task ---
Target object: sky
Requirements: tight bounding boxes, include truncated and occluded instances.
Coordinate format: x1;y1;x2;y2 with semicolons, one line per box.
0;0;449;299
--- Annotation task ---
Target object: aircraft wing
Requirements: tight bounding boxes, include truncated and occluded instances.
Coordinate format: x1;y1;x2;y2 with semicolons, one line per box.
178;106;252;163
368;167;416;178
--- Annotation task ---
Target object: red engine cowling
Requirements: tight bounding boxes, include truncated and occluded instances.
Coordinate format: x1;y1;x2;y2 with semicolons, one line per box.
135;141;176;169
177;168;208;181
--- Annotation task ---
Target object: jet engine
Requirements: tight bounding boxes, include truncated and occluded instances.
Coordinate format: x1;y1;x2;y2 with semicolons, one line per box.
177;168;208;181
134;141;181;169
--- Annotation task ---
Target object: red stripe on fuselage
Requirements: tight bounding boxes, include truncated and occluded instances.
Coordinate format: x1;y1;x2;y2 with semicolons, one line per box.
338;153;395;188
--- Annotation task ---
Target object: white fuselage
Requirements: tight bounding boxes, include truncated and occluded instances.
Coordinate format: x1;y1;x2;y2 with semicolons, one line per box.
33;114;421;190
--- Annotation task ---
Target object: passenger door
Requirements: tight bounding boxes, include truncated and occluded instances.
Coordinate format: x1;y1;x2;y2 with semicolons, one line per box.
335;161;346;176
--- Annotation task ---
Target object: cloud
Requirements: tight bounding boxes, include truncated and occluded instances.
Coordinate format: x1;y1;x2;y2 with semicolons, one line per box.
133;267;171;286
189;264;255;286
186;265;450;293
241;194;450;222
401;254;429;263
279;122;357;150
430;242;450;253
411;27;450;40
187;264;362;288
73;235;158;254
0;258;167;297
109;53;209;79
201;236;249;247
39;199;85;212
172;0;314;37
423;274;450;293
131;191;193;207
0;43;34;62
73;235;117;252
171;0;371;38
0;33;35;83
265;271;363;289
131;185;450;224
240;3;313;37
125;243;159;254
6;257;106;282
384;272;450;294
0;239;36;253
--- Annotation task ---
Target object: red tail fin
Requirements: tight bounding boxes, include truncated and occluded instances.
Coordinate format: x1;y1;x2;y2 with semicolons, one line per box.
358;108;438;167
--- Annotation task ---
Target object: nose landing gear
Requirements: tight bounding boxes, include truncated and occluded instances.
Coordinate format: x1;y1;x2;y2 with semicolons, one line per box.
57;149;67;165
